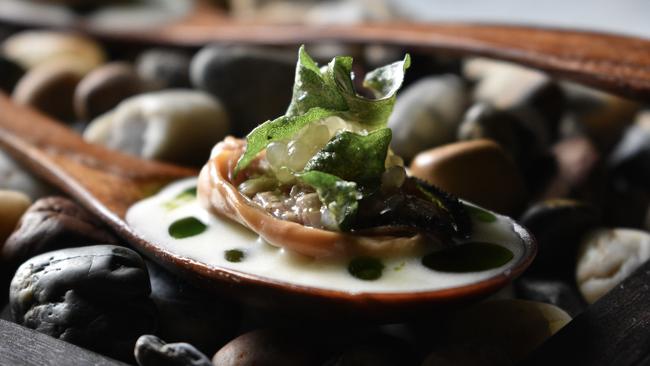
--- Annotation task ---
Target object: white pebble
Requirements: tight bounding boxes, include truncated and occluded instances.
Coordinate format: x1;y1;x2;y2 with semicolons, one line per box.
576;228;650;303
84;89;230;166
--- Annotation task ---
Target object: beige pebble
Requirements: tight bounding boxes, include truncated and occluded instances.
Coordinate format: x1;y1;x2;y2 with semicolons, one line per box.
422;299;571;365
409;139;527;215
2;30;105;71
576;228;650;304
0;190;31;244
12;59;88;121
74;62;148;121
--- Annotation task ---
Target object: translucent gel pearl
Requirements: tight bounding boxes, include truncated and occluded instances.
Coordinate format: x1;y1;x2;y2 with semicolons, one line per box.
287;140;312;171
266;142;288;169
301;124;331;149
275;167;294;184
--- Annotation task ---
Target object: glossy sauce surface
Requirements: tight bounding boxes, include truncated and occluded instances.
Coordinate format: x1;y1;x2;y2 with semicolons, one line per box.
127;178;524;293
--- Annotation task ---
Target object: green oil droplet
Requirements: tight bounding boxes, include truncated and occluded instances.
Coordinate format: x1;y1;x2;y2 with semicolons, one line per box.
225;249;245;263
168;217;207;239
164;186;198;210
348;256;384;280
465;204;497;223
422;242;513;273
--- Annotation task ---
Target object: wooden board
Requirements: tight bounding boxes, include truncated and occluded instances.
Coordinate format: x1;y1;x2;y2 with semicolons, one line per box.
520;260;650;366
0;319;129;366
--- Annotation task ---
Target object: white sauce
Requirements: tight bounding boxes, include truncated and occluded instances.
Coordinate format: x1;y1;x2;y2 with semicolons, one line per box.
126;178;524;293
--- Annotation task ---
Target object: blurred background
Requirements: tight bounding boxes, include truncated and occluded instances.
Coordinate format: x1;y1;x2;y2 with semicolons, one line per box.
0;0;649;38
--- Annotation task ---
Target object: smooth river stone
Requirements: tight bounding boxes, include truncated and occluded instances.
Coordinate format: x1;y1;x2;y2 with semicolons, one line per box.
0;190;31;245
1;31;105;71
561;82;639;149
134;335;213;366
74;62;148;121
515;277;586;317
464;58;565;143
0;150;54;200
457;102;541;169
519;199;601;276
191;45;295;136
422;299;571;365
2;196;118;270
83;89;230;166
0;56;25;93
136;48;192;89
409;139;527;215
607;113;650;189
212;328;326;366
576;228;650;304
12;59;89;121
9;245;156;362
387;74;467;162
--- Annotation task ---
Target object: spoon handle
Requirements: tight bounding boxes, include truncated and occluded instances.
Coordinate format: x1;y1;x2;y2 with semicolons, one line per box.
0;93;195;219
163;22;650;100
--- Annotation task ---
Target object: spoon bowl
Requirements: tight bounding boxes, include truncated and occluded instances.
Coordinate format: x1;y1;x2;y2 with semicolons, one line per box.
0;92;535;320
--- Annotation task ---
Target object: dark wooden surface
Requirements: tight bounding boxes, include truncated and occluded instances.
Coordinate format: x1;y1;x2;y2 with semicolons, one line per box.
520;259;650;366
2;1;650;100
0;319;128;366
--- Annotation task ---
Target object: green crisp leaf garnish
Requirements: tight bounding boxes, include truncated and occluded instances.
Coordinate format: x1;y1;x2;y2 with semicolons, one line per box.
235;46;410;175
464;204;497;223
304;128;392;187
297;171;362;231
235;107;338;175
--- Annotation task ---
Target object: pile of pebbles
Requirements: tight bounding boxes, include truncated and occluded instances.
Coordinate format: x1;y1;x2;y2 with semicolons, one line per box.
0;29;648;365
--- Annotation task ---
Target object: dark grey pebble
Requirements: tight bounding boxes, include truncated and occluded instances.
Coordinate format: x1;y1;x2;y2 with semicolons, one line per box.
191;45;295;136
607;120;650;189
136;48;192;89
2;196;117;270
135;335;212;366
387;74;468;162
520;199;601;276
458;102;542;168
73;62;147;121
9;245;156;362
515;277;587;317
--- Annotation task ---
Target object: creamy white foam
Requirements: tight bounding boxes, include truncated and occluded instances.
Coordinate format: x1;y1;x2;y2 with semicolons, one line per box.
126;178;524;293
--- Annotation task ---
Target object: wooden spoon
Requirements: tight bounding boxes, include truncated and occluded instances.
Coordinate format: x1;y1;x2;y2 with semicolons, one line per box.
0;92;535;319
2;1;650;100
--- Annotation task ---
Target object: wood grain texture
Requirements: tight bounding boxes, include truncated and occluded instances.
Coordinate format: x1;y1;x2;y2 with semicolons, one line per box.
0;94;196;220
0;319;128;366
520;260;650;366
2;1;650;100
